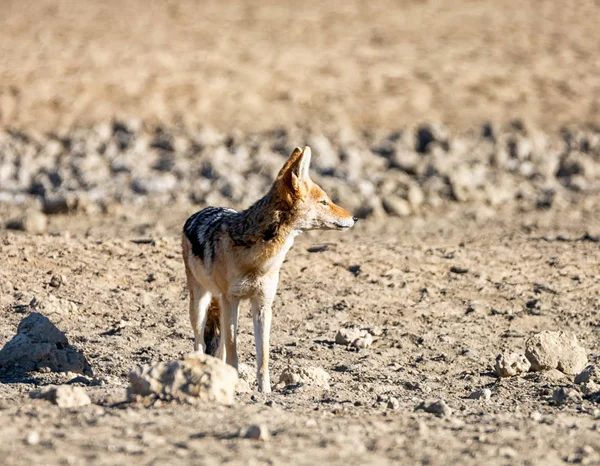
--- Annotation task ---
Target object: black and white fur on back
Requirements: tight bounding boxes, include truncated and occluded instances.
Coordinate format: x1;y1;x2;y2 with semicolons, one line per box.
183;207;237;271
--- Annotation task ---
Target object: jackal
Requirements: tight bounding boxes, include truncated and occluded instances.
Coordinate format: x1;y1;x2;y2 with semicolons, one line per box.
182;146;357;392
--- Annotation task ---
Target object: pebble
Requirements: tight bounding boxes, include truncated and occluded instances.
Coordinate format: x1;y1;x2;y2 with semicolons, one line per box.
468;389;492;401
387;397;400;410
241;424;270;441
417;400;452;417
494;352;530;377
24;431;40;446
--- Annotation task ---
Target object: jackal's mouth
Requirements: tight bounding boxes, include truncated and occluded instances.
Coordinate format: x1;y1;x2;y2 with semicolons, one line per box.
333;217;357;230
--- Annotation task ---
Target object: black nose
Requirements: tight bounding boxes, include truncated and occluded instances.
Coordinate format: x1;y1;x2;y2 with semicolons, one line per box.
352;216;358;222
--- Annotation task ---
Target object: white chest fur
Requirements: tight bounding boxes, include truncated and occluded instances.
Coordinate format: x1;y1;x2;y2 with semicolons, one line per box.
262;230;300;273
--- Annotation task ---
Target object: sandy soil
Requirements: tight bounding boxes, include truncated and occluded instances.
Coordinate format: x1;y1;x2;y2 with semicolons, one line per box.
0;204;599;465
2;0;600;132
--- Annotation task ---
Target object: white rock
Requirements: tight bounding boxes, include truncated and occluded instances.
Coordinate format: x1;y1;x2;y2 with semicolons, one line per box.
278;365;330;390
494;352;530;377
128;353;238;405
525;331;588;375
468;388;492;401
31;385;91;408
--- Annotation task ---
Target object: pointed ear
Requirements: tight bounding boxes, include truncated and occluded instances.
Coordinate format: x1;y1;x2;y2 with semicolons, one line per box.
276;147;303;180
296;146;311;181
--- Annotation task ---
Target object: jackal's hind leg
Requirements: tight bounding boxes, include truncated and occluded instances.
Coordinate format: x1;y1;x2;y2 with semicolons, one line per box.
186;268;212;353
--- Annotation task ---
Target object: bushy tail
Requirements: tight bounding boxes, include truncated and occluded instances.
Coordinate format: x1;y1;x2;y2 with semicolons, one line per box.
204;297;221;356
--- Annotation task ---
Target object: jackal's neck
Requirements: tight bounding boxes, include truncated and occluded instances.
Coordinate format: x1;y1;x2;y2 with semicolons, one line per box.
229;188;298;250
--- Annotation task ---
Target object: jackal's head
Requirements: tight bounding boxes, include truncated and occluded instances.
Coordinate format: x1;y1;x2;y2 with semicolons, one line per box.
274;146;357;231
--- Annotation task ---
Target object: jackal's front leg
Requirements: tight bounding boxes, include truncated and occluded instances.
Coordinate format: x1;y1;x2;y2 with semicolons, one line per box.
251;290;275;393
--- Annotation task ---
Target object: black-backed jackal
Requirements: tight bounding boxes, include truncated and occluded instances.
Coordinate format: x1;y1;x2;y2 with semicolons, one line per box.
182;146;357;392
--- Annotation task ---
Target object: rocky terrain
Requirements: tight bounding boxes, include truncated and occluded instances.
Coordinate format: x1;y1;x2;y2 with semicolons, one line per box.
1;121;599;234
2;1;600;465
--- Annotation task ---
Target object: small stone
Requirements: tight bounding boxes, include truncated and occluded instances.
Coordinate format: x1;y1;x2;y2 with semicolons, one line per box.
552;387;583;405
336;323;373;348
525;331;588;375
25;431;40;446
278;365;330;390
580;381;600;396
382;196;412;217
530;411;543;422
494;352;531;377
387;397;400;409
18;210;48;234
43;194;78;215
352;333;373;349
49;275;66;288
468;388;492;401
417;400;452;417
241;424;270;441
336;326;361;345
31;385;91;408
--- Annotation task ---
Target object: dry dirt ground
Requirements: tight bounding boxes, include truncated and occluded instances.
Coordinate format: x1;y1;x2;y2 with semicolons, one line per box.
2;0;600;132
0;204;599;465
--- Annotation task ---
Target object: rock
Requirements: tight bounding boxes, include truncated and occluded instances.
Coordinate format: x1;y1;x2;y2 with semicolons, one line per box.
382;196;412;217
131;173;177;195
525;331;588;375
415;125;436;154
530;411;543;422
494;352;531;377
49;274;66;288
468;388;492;401
5;210;48;234
408;184;425;208
552;387;583;405
238;424;271;442
24;431;40;445
42;194;78;215
335;323;373;349
352;333;373;349
387;397;400;409
580;381;600;396
0;313;92;376
31;385;91;408
128;353;238;405
240;424;270;441
335;324;362;344
416;400;452;417
277;365;330;390
575;365;598;385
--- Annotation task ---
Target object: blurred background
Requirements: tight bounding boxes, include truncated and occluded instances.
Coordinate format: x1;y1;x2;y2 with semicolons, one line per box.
1;0;599;233
2;0;600;131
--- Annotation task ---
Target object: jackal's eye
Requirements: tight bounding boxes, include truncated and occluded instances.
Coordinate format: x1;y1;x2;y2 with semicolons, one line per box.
320;200;328;205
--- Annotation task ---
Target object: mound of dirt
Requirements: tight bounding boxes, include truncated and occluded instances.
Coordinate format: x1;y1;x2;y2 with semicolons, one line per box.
0;312;92;376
